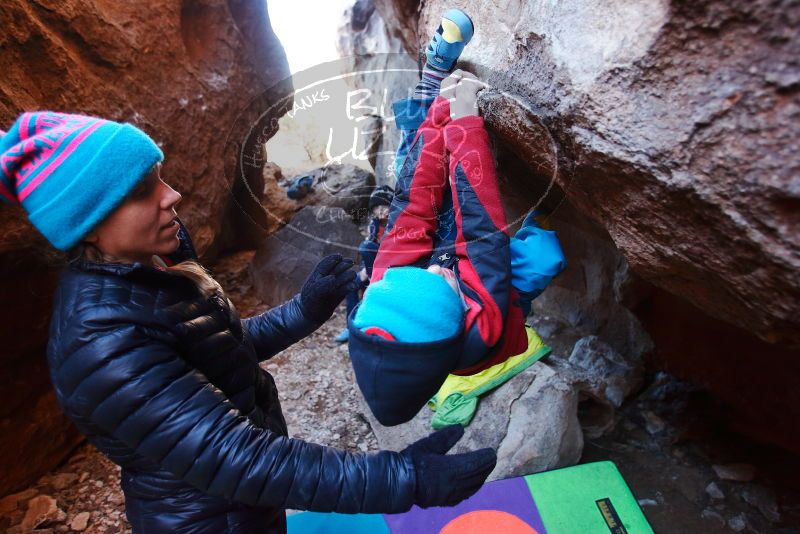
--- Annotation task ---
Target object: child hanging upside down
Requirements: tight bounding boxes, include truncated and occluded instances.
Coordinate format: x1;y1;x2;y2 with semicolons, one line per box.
347;8;566;426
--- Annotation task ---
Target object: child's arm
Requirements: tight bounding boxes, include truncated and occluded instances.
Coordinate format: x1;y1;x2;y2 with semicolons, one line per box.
367;216;379;242
444;115;528;370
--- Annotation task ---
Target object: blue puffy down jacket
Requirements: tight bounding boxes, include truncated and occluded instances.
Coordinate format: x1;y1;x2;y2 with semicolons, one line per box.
45;218;416;533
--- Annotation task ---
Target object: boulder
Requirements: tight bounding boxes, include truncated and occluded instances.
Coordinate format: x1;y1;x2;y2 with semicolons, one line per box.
361;361;583;480
567;336;644;438
249;206;365;308
259;161;375;238
278;164;376;222
260;162;299;236
494;362;584;477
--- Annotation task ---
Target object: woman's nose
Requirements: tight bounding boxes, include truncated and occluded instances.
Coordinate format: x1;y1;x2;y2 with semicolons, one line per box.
161;182;182;209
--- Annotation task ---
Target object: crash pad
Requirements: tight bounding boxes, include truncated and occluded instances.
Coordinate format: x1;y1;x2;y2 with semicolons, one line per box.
287;461;653;533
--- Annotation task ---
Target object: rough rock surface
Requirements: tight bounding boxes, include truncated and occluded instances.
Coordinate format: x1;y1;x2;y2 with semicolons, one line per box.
491;362;584;478
260;162;375;235
260;162;300;236
249;205;366;308
278;163;376;222
0;0;292;494
568;336;644;436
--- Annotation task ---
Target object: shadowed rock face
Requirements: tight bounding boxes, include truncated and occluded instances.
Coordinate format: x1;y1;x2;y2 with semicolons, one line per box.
0;0;291;494
250;205;366;308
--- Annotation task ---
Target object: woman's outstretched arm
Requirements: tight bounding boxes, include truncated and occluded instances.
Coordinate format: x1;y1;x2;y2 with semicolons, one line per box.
241;294;320;362
56;319;417;513
243;254;357;362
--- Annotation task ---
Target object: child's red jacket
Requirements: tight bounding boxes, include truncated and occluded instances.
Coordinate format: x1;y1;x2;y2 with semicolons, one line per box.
371;95;528;374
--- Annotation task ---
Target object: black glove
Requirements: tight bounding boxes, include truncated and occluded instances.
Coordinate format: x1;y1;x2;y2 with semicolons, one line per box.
400;425;497;508
299;254;359;323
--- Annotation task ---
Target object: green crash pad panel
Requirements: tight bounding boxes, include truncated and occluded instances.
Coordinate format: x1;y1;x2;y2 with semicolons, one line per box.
288;460;653;533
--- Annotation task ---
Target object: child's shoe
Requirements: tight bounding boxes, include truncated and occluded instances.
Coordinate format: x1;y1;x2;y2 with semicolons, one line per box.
286;174;314;200
424;8;475;72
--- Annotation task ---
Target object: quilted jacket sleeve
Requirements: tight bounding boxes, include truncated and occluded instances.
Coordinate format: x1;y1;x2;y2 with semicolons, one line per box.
241;294;321;362
60;320;417;513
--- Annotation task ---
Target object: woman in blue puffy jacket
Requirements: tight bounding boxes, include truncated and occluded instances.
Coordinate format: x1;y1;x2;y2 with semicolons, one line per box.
0;110;496;533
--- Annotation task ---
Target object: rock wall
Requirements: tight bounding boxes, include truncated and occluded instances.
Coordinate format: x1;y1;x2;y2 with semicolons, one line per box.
250;163;375;308
336;0;420;186
347;0;800;453
390;0;800;347
0;0;291;494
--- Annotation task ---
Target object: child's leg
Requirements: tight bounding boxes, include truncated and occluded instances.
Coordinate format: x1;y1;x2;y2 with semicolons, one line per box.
345;286;360;317
429;185;457;266
394;94;458;268
443;115;529;372
371;95;453;283
373;7;473;281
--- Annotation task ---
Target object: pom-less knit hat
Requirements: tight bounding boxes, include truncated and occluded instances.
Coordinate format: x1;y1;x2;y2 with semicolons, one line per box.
353;266;465;342
0;111;164;250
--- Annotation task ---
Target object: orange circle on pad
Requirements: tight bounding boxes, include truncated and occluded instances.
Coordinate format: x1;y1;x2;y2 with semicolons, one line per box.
439;510;539;534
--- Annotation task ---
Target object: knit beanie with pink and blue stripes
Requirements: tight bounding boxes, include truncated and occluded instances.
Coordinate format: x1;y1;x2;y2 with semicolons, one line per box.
0;111;163;250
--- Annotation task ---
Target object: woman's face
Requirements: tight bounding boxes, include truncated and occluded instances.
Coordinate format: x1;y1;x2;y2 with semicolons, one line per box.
84;163;183;264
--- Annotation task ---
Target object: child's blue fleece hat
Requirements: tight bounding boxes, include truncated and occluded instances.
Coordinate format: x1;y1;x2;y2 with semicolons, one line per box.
348;267;467;426
353;266;464;342
0;111;163;250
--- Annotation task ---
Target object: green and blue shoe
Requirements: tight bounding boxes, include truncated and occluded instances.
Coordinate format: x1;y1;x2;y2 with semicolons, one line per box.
424;8;475;72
